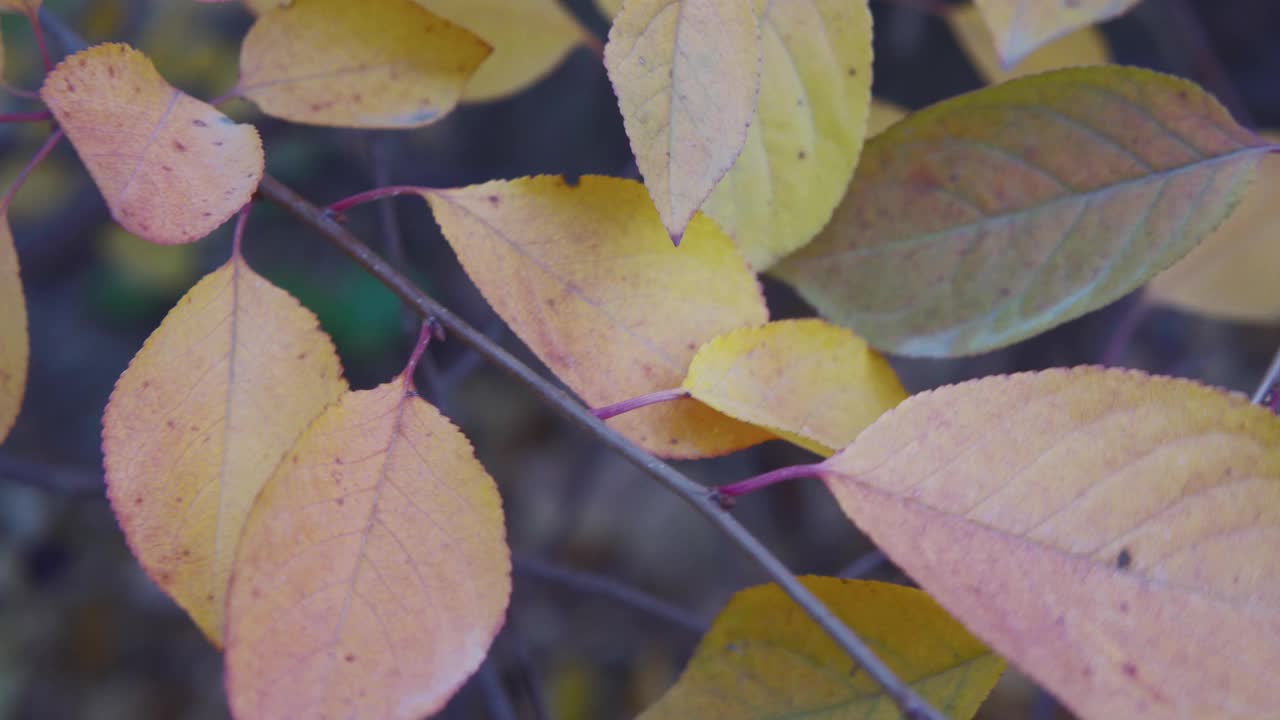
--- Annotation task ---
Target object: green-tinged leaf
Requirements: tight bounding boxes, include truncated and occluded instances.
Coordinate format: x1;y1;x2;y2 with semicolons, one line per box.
867;98;906;136
605;0;762;242
641;577;1005;720
821;367;1280;719
973;0;1139;68
683;319;906;456
774;66;1270;356
704;0;873;270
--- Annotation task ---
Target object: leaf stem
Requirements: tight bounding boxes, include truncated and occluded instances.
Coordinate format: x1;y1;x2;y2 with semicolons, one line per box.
715;463;827;504
327;185;428;216
27;8;54;71
1;129;64;210
591;388;689;420
231;202;252;258
0;110;53;124
1251;344;1280;407
404;319;440;390
257;174;948;720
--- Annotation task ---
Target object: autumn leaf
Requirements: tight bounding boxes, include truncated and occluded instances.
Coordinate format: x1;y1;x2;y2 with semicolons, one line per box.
605;0;762;243
641;577;1005;719
703;0;873;270
422;175;773;458
40;44;264;245
424;0;590;102
683;319;906;456
774;66;1271;356
948;1;1111;85
224;334;510;720
972;0;1139;68
0;212;25;443
237;0;491;128
1146;131;1280;322
102;243;347;644
820;367;1280;719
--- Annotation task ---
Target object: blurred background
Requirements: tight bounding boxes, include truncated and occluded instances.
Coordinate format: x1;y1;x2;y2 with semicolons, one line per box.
0;0;1277;718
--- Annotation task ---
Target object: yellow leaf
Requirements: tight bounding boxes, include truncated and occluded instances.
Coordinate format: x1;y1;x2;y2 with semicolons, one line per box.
683;319;906;456
0;212;26;443
605;0;762;242
595;0;623;21
821;367;1280;719
423;0;587;102
774;66;1271;356
972;0;1138;68
102;249;347;644
237;0;491;128
0;1;40;14
1146;131;1280;322
40;44;264;245
641;578;1005;720
422;175;772;459
948;1;1111;85
867;98;906;137
703;0;873;270
224;351;510;720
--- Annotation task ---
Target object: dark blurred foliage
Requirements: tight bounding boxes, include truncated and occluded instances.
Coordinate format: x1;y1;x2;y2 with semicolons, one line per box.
0;1;1276;718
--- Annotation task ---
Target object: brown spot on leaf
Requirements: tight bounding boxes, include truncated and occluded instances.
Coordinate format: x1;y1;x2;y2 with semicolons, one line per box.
1116;548;1132;570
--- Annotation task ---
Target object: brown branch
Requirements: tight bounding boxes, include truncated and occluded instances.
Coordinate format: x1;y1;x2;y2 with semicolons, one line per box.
257;174;946;720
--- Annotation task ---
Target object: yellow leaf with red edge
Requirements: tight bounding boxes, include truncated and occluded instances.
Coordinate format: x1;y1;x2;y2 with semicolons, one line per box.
973;0;1139;68
641;578;1005;720
102;248;347;644
774;66;1271;357
683;319;906;456
703;0;873;270
224;346;510;720
423;0;589;102
41;44;264;245
238;0;491;128
0;212;25;443
1146;131;1280;322
820;367;1280;719
948;1;1111;85
422;175;772;459
605;0;762;242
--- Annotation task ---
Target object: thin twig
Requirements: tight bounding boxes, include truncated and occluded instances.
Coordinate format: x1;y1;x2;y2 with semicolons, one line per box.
1252;345;1280;406
1;129;64;210
515;555;708;637
838;549;889;579
258;174;946;720
26;8;54;71
0;110;53;124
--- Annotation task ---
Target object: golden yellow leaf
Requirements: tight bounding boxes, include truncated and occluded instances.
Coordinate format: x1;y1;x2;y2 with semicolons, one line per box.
1146;131;1280;322
605;0;762;242
595;0;623;21
704;0;873;270
40;44;264;245
0;212;25;443
821;367;1280;719
238;0;491;128
683;319;906;456
774;67;1270;356
948;1;1111;85
224;349;510;720
972;0;1138;68
102;249;347;644
422;175;772;459
866;98;906;137
423;0;587;102
641;577;1005;719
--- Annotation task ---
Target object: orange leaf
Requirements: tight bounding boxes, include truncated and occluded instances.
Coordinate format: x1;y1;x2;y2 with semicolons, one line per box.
1146;131;1280;322
238;0;491;128
224;345;510;720
40;44;264;245
775;67;1271;356
422;175;772;458
605;0;762;242
972;0;1139;68
642;578;1004;719
683;319;906;456
821;367;1280;719
0;211;26;443
103;247;346;643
